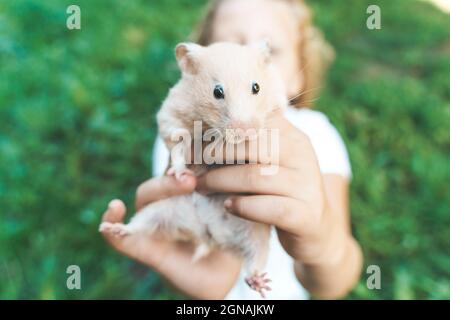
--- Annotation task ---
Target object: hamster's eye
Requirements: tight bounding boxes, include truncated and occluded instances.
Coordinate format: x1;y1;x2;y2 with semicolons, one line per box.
213;84;225;99
252;82;260;95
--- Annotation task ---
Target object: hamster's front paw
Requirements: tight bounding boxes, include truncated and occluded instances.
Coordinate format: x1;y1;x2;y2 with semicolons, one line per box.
99;222;133;237
167;166;195;181
245;271;272;298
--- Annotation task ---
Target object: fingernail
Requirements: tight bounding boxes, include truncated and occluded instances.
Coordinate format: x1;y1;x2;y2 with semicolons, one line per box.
108;199;119;210
224;198;232;210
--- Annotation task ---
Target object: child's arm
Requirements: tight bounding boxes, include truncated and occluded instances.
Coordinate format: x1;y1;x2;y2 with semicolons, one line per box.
294;174;363;299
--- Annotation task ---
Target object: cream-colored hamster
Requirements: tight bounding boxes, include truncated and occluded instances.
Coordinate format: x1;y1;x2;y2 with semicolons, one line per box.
158;41;287;177
99;42;288;297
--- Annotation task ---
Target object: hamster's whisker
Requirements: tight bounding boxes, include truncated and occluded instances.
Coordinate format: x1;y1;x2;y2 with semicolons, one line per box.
288;86;322;103
268;106;282;114
298;60;313;76
292;98;320;108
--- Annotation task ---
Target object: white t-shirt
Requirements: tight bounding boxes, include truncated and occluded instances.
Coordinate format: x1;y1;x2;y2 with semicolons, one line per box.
152;107;352;300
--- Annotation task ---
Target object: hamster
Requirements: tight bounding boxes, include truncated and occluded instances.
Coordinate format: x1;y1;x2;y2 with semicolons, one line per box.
99;42;288;297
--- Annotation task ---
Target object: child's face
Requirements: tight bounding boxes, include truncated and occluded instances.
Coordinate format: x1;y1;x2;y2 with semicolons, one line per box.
211;0;304;99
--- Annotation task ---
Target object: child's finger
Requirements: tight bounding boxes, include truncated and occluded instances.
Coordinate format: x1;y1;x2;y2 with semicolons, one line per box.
196;164;302;200
135;175;197;210
102;199;127;223
223;195;309;235
99;199;128;248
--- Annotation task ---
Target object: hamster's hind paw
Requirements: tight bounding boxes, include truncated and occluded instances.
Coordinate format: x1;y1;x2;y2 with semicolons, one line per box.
167;166;195;181
245;272;271;298
99;222;132;237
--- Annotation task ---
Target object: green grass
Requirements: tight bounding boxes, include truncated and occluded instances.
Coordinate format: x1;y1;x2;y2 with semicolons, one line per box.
0;0;449;299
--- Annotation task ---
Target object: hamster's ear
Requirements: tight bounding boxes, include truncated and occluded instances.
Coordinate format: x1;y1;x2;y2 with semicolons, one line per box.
175;42;202;74
250;39;271;64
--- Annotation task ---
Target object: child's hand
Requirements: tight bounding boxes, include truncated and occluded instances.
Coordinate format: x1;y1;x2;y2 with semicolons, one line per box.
100;175;241;299
197;112;332;262
197;112;362;297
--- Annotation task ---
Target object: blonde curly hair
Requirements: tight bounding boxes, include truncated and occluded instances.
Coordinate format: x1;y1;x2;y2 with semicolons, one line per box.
191;0;335;108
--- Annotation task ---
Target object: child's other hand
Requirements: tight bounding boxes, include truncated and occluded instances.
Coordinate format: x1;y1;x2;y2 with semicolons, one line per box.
100;175;241;299
100;175;196;268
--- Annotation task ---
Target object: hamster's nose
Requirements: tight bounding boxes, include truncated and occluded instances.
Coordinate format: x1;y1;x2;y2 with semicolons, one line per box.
229;120;255;130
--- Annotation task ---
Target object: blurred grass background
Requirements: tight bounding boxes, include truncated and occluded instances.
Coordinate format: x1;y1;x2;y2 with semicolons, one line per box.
0;0;449;299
